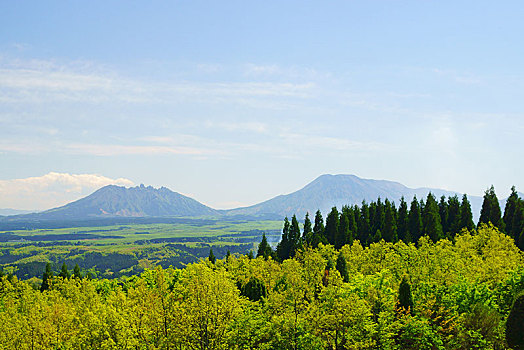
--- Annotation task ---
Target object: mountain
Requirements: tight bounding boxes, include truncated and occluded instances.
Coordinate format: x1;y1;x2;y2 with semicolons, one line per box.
8;184;217;221
0;209;37;216
224;174;484;220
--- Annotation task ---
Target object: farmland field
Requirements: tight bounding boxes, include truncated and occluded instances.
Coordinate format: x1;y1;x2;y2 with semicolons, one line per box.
0;219;282;281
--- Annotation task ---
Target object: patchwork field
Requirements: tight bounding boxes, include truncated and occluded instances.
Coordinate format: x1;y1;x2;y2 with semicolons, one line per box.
0;219;282;280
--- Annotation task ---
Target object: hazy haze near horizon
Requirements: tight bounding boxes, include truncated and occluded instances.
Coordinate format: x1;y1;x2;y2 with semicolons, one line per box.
1;1;523;210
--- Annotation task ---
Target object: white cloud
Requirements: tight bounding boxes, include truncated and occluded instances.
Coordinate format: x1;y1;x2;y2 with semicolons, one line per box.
0;172;134;211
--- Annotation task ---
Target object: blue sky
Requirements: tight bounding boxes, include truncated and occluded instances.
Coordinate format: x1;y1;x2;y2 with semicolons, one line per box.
1;1;523;210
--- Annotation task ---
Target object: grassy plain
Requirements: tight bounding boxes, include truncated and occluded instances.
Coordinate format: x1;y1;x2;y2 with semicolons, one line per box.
0;219;282;280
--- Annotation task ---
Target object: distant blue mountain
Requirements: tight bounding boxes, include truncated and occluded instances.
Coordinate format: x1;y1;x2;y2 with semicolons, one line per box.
223;174;485;220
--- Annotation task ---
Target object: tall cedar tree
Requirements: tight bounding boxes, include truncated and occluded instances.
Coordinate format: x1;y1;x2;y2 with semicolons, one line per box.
506;291;524;349
504;186;520;239
257;233;273;260
40;262;53;292
479;185;505;231
347;206;358;244
397;197;410;243
439;196;449;235
447;195;461;237
59;262;70;279
208;249;216;264
337;209;350;249
383;199;398;243
289;215;302;257
358;201;371;244
302;212;313;246
460;194;475;231
512;201;524;250
336;253;349;283
408;196;423;243
324;207;340;246
312;210;326;248
276;217;291;261
423;193;443;243
398;276;414;313
73;263;82;279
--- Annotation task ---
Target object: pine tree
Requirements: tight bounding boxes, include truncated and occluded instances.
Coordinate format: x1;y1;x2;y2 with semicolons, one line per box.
288;215;302;258
370;229;382;244
506;291;524;349
439;195;449;235
373;198;385;235
382;199;398;242
398;276;414;313
512;202;524;250
447;195;461;237
312;210;326;248
59;262;70;279
504;186;520;239
302;212;313;246
257;233;273;260
460;194;475;231
73;263;82;279
347;206;357;245
226;250;231;261
408;196;423;243
397;197;410;243
479;185;505;231
324;207;340;246
208;249;216;264
423;193;443;243
241;277;267;302
336;253;349;283
40;262;53;292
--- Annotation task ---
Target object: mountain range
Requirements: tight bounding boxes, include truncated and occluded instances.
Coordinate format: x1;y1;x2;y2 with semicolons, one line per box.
2;174;516;223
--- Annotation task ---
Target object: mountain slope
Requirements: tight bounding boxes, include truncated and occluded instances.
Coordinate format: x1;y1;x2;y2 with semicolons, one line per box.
224;174;483;219
13;184;217;220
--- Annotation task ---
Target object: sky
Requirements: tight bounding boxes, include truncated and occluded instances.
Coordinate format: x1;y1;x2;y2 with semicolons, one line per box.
1;1;523;211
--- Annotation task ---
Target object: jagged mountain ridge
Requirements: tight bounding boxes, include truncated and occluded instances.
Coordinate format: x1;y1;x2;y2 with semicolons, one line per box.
11;184;217;220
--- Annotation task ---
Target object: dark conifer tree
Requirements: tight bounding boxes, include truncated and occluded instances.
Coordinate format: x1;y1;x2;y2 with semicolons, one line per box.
247;250;254;259
512;201;524;250
312;210;326;248
302;212;313;246
397;197;410;243
257;233;273;260
59;262;70;279
73;263;82;279
276;217;291;261
337;209;350;249
370;229;382;244
374;198;385;235
226;250;231;261
479;185;505;231
289;215;302;257
347;206;357;245
358;201;371;244
241;277;267;302
324;207;340;246
336;253;349;283
398;276;414;313
382;199;398;243
423;193;443;243
506;291;524;349
439;195;449;235
447;195;461;237
408;196;423;243
208;249;216;264
504;186;520;239
40;262;53;292
460;194;475;231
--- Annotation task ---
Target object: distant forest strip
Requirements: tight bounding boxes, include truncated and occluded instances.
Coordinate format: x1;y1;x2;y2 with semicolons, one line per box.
269;186;524;262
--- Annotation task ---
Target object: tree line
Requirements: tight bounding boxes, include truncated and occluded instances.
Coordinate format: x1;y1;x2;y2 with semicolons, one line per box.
269;186;524;261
